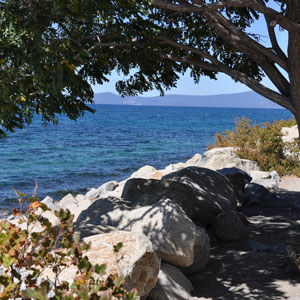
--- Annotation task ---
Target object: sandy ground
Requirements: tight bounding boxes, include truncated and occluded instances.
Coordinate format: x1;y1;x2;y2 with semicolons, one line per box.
190;177;300;300
278;176;300;192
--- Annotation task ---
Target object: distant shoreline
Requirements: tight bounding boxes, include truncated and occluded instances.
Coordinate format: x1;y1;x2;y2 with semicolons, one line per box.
93;91;284;109
90;103;286;110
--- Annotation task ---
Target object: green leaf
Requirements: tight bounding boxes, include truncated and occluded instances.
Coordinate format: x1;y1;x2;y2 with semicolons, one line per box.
95;263;106;275
114;275;125;288
21;288;47;300
3;254;15;268
113;242;123;253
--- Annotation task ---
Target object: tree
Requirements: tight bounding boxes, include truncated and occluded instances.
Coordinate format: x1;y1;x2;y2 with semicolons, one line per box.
0;0;154;137
1;1;300;137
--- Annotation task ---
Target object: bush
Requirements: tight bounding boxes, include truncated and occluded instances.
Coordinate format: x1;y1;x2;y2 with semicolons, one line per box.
0;189;139;300
208;117;300;176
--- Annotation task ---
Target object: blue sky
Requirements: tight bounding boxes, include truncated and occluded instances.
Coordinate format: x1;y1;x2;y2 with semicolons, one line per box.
93;2;288;97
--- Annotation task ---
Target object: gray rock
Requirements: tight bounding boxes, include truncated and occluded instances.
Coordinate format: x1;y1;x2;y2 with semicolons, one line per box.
211;211;249;242
85;181;118;200
248;170;272;181
75;197;132;237
180;226;210;275
199;148;259;172
252;178;278;190
217;167;251;203
102;180;118;192
42;231;160;298
76;198;201;267
36;196;61;226
162;167;238;224
59;193;78;209
148;263;194;300
185;153;203;167
270;170;280;182
121;178;198;221
131;199;200;267
243;183;277;206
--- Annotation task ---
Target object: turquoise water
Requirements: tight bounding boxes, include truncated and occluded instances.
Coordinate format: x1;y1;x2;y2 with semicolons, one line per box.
0;105;292;210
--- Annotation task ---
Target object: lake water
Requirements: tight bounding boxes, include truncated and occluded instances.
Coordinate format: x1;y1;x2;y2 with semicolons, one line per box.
0;105;292;210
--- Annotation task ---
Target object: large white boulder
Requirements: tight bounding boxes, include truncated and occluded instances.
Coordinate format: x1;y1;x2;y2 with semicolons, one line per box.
185;153;203;167
42;231;160;297
281;125;299;143
130;165;160;179
131;199;200;267
200;147;259;172
76;198;201;267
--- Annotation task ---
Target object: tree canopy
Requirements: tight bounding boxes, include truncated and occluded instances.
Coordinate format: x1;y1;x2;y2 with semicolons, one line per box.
1;0;300;137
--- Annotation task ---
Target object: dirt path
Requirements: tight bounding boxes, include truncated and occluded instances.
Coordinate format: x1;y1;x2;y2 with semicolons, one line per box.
190;179;300;300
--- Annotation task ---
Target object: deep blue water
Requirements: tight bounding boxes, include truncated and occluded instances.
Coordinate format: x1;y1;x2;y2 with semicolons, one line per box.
0;105;292;210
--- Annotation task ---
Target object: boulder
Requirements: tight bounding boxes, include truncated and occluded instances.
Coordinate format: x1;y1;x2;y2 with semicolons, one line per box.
180;226;210;275
217;167;251;203
281;125;299;143
130;165;159;179
270;170;280;182
42;231;160;297
200;147;259;172
76;198;200;267
131;199;199;267
59;193;78;209
243;183;277;206
185;153;203;167
248;171;272;181
148;263;194;300
251;178;278;190
162;167;238;224
203;147;237;158
85;181;118;200
36;196;61;226
163;162;186;174
121;178;197;221
210;211;249;242
75;197;132;237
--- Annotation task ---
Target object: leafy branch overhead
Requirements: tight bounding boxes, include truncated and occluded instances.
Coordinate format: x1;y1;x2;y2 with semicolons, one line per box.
1;1;300;136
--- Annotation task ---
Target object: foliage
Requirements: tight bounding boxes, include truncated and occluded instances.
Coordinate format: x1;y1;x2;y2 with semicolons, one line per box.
1;1;300;137
0;189;140;300
208;117;300;176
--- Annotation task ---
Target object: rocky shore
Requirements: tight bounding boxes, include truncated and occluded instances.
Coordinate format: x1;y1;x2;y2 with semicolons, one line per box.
5;145;300;299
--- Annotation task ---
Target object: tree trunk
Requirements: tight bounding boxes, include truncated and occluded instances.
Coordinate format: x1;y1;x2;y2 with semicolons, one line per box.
287;0;300;139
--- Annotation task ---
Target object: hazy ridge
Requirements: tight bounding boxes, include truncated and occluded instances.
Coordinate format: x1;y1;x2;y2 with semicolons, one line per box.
93;91;282;109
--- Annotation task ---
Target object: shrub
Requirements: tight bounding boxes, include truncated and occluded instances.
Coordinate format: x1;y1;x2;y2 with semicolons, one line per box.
0;189;139;300
208;117;300;176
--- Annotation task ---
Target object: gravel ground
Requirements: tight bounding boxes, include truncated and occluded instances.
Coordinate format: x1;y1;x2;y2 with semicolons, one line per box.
190;177;300;300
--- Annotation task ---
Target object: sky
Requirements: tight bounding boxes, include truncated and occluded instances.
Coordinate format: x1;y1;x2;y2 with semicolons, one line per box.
92;1;288;97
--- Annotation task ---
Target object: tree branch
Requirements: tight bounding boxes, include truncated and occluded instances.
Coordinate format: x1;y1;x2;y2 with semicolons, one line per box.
159;35;290;97
153;0;300;31
160;49;294;112
265;15;288;61
152;0;288;71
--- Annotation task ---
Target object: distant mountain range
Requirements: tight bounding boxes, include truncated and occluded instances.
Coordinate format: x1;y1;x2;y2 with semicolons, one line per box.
93;91;283;109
